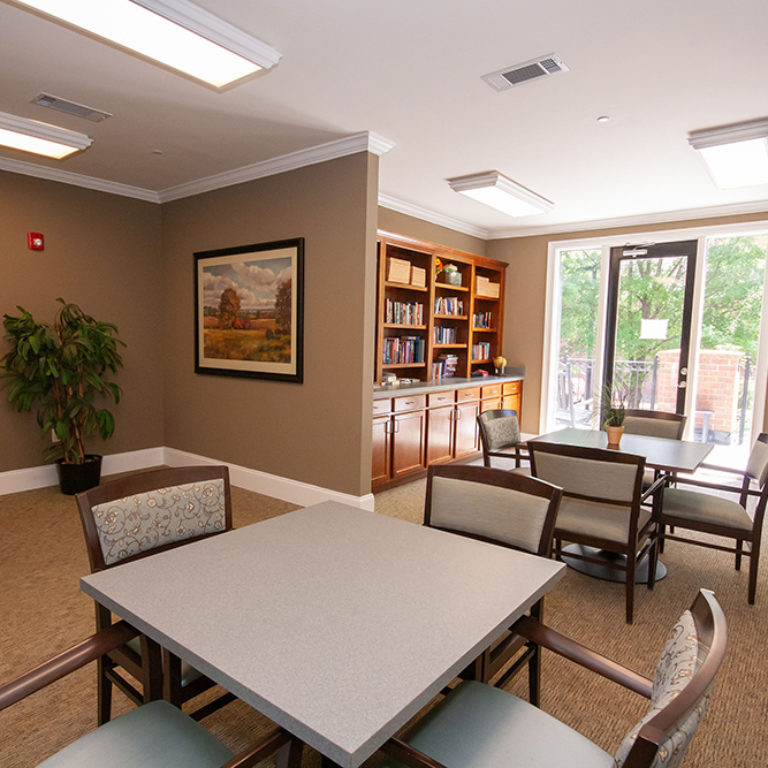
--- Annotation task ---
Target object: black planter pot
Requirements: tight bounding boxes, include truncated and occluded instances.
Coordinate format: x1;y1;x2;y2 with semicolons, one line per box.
56;455;102;495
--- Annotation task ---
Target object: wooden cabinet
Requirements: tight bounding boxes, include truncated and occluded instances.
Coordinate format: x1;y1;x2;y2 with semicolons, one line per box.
371;399;392;486
502;380;523;416
426;391;455;465
391;395;426;479
480;383;502;413
376;232;507;385
454;388;480;457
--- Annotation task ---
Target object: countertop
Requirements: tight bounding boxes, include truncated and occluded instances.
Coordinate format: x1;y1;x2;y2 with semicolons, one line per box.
373;369;524;399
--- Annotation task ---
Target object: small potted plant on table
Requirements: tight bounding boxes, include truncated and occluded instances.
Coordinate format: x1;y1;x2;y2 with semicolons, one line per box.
601;383;626;446
1;299;125;494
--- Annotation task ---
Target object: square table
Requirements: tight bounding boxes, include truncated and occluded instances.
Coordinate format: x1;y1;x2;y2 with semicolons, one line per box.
81;501;565;767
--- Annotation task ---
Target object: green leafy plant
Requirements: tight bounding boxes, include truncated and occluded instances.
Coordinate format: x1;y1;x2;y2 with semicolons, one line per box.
1;299;125;465
601;382;626;427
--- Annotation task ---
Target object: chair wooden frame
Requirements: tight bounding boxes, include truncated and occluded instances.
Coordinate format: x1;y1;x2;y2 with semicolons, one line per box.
381;589;727;768
424;464;562;703
76;465;235;723
657;432;768;604
528;441;666;623
0;621;303;768
623;409;687;439
476;409;529;469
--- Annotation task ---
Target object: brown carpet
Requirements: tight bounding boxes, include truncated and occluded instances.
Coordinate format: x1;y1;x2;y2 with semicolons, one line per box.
1;472;765;766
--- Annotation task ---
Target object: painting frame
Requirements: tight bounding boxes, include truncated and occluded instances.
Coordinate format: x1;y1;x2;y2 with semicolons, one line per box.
194;238;304;383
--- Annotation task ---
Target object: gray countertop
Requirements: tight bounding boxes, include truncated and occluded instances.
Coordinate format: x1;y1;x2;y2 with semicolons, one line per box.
373;369;524;399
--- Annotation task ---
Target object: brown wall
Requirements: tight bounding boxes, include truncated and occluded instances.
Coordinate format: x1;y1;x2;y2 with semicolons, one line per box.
161;153;378;496
488;210;768;433
0;171;165;470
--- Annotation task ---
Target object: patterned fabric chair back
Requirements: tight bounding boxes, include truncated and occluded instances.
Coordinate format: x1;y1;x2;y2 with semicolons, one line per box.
482;413;521;450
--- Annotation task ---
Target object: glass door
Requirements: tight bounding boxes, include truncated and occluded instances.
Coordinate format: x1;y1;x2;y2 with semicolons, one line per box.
603;240;697;416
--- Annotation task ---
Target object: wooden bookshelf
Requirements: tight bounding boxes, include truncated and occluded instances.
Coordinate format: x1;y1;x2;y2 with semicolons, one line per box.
375;232;507;384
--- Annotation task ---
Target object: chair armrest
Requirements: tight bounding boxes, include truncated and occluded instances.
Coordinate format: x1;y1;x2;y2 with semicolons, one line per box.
640;474;667;502
0;621;138;712
380;737;448;768
222;730;303;768
672;475;750;495
513;616;652;698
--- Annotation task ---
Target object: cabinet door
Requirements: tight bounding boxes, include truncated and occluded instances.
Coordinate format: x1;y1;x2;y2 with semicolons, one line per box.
392;410;426;478
426;405;454;465
371;416;392;487
454;400;480;457
502;381;522;417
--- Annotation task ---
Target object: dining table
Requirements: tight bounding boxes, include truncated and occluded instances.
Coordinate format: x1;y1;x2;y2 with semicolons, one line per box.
80;500;566;768
527;427;714;582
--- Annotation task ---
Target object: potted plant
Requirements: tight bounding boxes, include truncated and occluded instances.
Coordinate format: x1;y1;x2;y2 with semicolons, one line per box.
1;299;125;494
601;382;626;445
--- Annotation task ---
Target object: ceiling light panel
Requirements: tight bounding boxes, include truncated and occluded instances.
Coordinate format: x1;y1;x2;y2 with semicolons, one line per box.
448;171;554;217
12;0;282;88
0;110;93;158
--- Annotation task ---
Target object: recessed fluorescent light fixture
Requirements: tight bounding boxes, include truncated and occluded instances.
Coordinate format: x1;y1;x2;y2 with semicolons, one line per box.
447;171;554;217
0;110;93;158
688;118;768;188
11;0;282;88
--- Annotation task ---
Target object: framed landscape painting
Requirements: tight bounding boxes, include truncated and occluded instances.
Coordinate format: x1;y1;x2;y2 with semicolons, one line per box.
194;238;304;382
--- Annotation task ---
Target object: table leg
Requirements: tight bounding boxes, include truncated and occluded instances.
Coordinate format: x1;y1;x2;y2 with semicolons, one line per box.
561;544;667;583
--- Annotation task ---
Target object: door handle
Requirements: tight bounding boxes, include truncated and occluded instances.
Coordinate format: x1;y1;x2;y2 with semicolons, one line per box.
680;367;688;376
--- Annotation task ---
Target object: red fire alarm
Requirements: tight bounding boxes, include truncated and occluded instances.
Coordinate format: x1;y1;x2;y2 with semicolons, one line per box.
27;232;45;251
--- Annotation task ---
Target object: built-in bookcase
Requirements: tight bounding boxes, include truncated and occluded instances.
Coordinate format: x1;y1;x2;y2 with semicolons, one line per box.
375;232;507;384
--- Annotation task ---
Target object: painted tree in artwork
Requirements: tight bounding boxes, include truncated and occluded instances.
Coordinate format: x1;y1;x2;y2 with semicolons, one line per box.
218;287;240;329
275;278;292;334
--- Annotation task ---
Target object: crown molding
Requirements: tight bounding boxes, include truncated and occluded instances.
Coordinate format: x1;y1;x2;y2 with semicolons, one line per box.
0;156;160;201
157;130;395;202
378;192;491;240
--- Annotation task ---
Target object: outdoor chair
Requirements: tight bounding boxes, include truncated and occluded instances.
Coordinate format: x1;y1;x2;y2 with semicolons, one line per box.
476;409;529;471
381;589;727;768
424;464;562;703
657;432;768;604
0;621;302;768
76;465;236;723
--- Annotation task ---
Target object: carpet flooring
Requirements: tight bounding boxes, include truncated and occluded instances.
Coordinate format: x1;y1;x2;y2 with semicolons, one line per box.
1;471;766;766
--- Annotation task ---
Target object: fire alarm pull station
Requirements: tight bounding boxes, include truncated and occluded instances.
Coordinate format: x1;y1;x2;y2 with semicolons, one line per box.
27;232;44;251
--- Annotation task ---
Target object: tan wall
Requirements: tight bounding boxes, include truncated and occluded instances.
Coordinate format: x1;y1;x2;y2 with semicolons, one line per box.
378;207;487;257
161;153;378;496
0;171;165;470
488;210;768;434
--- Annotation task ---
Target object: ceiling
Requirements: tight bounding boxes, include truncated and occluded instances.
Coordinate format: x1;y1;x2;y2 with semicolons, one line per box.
2;0;768;238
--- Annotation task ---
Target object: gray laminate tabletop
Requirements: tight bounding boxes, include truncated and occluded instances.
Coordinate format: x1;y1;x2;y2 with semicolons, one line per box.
530;427;713;474
81;501;565;767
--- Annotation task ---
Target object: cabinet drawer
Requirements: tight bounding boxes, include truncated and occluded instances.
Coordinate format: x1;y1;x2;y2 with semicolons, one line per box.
393;394;426;413
372;399;391;416
456;387;480;402
481;384;502;398
428;390;455;407
503;381;522;395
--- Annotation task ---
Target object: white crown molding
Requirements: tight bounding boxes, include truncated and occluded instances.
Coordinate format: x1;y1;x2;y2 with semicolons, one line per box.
378;192;491;240
157;130;395;202
0;155;160;201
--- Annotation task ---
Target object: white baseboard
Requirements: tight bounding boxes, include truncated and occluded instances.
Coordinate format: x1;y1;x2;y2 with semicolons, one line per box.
0;446;375;511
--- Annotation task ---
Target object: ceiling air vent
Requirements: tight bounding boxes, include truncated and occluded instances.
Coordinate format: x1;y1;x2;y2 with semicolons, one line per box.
482;54;568;91
32;93;112;122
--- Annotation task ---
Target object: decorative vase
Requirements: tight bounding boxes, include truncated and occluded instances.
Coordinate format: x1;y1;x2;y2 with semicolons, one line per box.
605;425;624;447
56;455;102;495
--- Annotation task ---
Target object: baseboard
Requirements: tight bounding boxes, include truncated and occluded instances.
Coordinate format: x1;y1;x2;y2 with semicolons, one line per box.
0;446;375;512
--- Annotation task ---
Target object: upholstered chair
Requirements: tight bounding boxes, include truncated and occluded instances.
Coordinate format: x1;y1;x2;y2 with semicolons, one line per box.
476;409;529;471
424;464;561;703
76;465;235;723
381;590;727;768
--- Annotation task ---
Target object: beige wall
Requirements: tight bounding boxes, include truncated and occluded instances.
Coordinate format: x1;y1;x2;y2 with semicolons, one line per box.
488;210;768;434
378;207;487;256
161;153;378;496
0;171;165;470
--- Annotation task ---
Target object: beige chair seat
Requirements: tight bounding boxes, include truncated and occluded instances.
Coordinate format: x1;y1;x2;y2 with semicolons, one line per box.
557;497;652;546
662;487;754;532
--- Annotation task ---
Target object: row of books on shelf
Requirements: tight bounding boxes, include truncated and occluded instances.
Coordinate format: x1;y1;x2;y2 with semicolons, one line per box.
385;299;424;325
472;311;494;329
433;354;459;379
433;326;458;344
382;336;425;365
434;296;465;315
472;342;491;361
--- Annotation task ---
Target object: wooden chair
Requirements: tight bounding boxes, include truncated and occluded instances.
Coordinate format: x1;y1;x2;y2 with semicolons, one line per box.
76;465;236;723
424;464;562;703
381;589;727;768
528;441;665;623
476;409;529;471
622;409;686;440
0;621;303;768
657;432;768;604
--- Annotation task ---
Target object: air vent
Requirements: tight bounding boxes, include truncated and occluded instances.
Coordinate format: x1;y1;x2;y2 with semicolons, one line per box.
33;93;112;123
482;54;568;91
